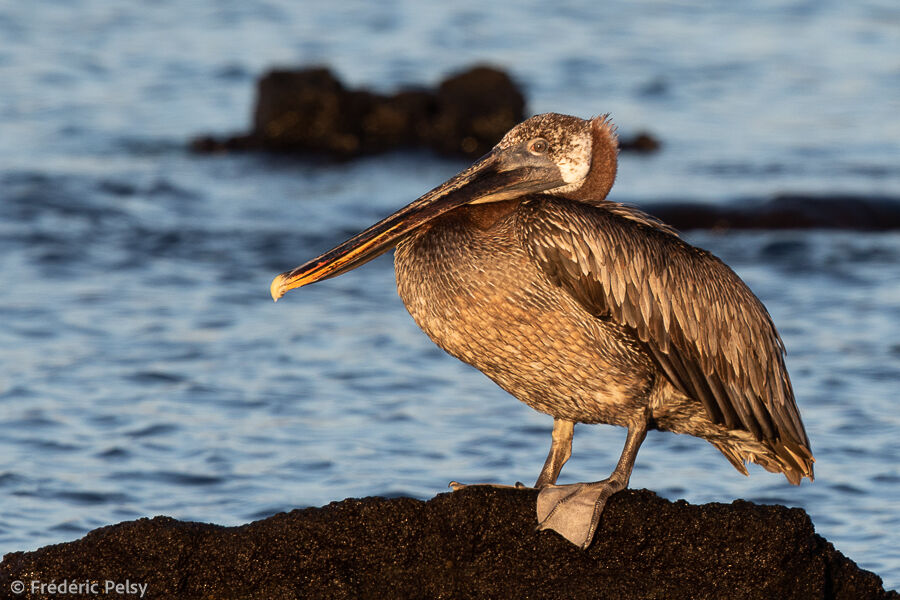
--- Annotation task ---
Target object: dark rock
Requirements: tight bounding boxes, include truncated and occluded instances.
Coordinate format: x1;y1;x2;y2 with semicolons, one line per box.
188;132;256;153
190;65;525;159
1;488;895;599
618;131;661;153
191;65;662;159
645;194;900;231
421;66;526;157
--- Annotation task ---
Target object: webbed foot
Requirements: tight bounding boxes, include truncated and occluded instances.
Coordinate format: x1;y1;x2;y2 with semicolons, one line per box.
536;477;625;549
449;481;532;491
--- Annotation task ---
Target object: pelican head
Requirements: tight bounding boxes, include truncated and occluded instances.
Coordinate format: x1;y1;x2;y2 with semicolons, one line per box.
270;112;618;300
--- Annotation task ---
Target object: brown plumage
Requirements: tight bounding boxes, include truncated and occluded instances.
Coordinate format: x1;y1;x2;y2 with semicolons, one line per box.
271;112;814;548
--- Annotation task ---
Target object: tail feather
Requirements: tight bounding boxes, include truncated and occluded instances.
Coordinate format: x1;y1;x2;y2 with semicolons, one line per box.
714;434;814;485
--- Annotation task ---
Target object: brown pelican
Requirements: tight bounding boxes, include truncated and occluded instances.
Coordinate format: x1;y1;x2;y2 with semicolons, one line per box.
270;113;814;548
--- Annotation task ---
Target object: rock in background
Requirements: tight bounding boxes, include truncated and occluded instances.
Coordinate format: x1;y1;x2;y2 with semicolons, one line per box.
191;65;526;159
191;65;659;159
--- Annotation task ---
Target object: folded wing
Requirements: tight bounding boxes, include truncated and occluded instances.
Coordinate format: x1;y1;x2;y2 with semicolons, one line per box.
518;196;813;480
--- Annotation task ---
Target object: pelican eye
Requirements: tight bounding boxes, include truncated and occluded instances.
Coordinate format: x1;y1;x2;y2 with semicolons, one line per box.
529;139;549;154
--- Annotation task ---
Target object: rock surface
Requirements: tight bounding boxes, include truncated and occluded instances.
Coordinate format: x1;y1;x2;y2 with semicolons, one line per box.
1;487;896;600
646;194;900;231
191;65;526;159
190;65;659;159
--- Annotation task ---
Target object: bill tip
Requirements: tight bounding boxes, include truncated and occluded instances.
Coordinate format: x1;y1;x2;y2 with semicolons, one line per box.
270;274;286;302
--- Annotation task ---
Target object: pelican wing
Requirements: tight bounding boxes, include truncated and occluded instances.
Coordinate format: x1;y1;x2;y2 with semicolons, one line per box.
518;197;811;459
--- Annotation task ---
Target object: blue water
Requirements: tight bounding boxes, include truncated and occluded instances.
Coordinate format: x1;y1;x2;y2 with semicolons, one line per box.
1;0;899;589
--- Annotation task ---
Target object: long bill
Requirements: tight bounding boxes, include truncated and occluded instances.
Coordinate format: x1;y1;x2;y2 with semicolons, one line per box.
270;148;563;301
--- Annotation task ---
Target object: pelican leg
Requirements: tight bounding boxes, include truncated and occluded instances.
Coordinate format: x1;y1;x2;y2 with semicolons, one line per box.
536;418;648;549
450;418;575;492
534;418;574;488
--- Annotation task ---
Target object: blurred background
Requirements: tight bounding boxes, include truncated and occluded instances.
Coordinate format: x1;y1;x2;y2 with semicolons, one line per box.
1;0;898;587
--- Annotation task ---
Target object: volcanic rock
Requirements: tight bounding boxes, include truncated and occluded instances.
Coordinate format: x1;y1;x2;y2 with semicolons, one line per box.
1;487;896;599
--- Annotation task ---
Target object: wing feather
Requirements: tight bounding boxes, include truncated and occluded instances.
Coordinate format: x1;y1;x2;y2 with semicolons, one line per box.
517;197;811;457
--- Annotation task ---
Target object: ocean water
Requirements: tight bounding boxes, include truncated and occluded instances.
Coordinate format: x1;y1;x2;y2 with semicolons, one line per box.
1;0;899;589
